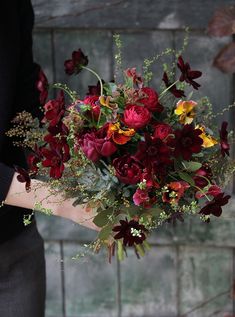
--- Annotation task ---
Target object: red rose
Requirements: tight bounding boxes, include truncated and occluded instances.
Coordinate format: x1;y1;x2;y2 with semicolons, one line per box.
139;87;163;113
113;155;142;185
83;95;100;121
123;104;151;129
154;123;173;141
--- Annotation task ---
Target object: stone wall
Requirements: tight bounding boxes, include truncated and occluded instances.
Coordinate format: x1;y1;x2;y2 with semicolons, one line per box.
32;1;235;316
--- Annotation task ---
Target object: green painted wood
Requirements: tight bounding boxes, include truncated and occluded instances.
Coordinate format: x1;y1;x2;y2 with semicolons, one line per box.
44;242;63;317
120;247;177;317
32;0;234;30
178;246;233;317
63;242;118;317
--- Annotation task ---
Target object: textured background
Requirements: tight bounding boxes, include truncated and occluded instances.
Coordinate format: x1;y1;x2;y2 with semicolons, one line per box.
31;1;235;316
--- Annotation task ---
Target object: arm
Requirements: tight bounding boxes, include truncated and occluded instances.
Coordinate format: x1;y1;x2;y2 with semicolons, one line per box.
4;171;99;231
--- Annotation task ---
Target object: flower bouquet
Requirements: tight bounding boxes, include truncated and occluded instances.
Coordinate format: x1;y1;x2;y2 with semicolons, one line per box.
9;36;235;260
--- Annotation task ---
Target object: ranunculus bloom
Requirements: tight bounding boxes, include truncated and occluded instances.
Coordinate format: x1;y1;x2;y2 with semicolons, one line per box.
112;219;147;247
177;56;202;90
219;121;230;157
36;68;49;105
194;164;213;188
41;144;70;179
113;155;142;184
173;124;203;160
43;91;65;126
162;181;190;204
64;49;88;75
124;68;143;88
175;100;197;125
123;104;151;129
162;72;185;98
153;123;173;142
199;192;231;217
138;87;163;113
83;95;100;121
78;125;117;162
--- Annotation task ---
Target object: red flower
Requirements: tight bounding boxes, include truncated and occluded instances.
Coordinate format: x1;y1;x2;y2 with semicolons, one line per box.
27;148;42;175
36;68;49;105
174;124;203;160
138;87;163;113
194;164;212;188
123;104;151;129
14;166;31;192
113;155;142;185
64;49;88;75
124;68;143;88
41;144;70;179
43;91;65;127
133;188;155;208
219;121;230;157
112;219;147;247
83;95;100;121
87;81;103;96
153;123;173;142
162;72;185;98
177;56;202;90
78;126;117;162
162;181;190;204
199;192;231;217
196;185;222;199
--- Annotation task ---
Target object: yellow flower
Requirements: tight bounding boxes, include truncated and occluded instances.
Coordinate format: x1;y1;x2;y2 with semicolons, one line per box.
196;125;218;148
175;100;197;124
107;122;135;144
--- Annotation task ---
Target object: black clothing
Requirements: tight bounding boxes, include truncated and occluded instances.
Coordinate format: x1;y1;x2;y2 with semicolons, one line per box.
0;0;41;243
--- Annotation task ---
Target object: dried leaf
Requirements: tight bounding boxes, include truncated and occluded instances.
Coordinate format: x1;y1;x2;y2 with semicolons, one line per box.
213;42;235;73
208;5;235;37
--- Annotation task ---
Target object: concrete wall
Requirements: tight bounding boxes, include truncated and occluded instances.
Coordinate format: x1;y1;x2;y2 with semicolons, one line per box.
32;1;235;316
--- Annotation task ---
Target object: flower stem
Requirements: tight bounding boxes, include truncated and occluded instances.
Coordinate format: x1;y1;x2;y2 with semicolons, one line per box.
159;80;179;100
50;83;78;102
82;66;103;96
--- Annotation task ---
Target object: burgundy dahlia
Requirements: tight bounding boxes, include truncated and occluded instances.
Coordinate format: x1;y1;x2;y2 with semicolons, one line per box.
112;219;147;247
199;192;231;217
219;121;230;157
162;72;185;98
177;56;202;90
113;155;142;185
64;49;88;75
174;124;203;160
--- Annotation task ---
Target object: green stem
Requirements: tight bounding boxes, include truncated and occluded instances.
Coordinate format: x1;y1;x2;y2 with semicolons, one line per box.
50;83;77;102
82;66;103;96
159;80;179;100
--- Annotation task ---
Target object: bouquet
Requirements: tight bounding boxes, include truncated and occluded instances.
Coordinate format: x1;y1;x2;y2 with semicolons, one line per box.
8;36;235;261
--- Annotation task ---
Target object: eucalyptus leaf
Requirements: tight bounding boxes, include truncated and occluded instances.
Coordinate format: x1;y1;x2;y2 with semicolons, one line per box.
98;225;113;241
93;208;114;227
178;171;195;186
182;161;202;172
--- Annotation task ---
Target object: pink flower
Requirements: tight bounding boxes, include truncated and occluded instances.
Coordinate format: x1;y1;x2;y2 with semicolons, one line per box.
123;104;151;129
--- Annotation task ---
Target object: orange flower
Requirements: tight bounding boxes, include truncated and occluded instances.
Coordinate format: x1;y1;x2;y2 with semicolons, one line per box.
108;122;135;145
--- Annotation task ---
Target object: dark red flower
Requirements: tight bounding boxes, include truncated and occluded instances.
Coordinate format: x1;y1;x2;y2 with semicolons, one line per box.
174;124;203;160
196;184;222;199
123;104;151;129
138;87;163;113
83;95;101;121
87;81;103;96
112;219;147;247
27;148;42;175
64;49;88;75
162;72;185;98
199;192;231;217
41;144;70;179
177;56;202;90
43;91;65;127
133;188;156;208
194;164;213;188
113;155;142;185
14;166;31;192
78;125;117;162
36;68;49;105
153;123;173;142
219;121;230;157
162;181;190;204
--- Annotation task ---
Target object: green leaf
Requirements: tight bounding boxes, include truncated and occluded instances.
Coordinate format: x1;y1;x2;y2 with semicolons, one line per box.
98;225;113;241
93;208;114;228
143;240;151;251
103;82;117;95
182;161;202;172
135;244;145;257
178;171;195;186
